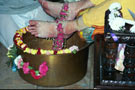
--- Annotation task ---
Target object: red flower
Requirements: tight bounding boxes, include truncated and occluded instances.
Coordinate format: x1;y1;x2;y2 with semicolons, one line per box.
54;50;57;55
23;45;28;50
30;70;42;80
37;48;41;55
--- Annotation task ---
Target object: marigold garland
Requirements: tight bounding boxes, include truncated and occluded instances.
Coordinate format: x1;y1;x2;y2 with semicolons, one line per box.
14;27;79;55
13;3;79;55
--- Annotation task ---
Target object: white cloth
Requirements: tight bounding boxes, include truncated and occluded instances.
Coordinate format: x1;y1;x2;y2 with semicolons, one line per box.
0;6;54;48
0;0;40;14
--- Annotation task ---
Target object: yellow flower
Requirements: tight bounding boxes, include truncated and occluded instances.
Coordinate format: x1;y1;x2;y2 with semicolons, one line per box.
21;44;26;49
57;50;63;54
20;29;23;33
40;49;47;54
57;50;61;54
24;48;30;53
7;55;13;58
17;40;23;46
15;37;21;40
16;30;23;36
64;49;71;53
31;49;38;55
20;28;26;34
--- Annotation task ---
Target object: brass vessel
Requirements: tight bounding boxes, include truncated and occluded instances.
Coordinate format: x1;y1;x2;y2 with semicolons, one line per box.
16;32;90;87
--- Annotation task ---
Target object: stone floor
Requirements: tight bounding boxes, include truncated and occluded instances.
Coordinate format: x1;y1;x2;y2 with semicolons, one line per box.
0;42;94;89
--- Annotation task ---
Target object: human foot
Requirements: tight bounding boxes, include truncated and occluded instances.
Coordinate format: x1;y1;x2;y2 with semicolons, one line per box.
28;20;77;38
38;0;94;20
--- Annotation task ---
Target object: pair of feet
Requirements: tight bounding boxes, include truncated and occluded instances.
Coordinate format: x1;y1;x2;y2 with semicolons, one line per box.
28;0;94;38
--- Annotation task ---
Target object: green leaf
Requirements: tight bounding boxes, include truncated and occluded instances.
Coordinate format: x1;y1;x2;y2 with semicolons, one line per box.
35;71;40;76
28;66;33;69
72;50;77;54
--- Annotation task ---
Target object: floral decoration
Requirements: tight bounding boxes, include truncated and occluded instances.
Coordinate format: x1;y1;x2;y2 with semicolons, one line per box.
13;55;48;80
39;62;48;76
108;3;135;32
23;62;30;74
14;55;23;69
109;2;121;12
7;44;18;72
14;27;79;55
52;3;69;54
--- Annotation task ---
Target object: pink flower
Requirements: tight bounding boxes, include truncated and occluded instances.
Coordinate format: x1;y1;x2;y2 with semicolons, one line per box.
57;33;64;39
46;51;50;55
14;55;23;69
39;62;48;76
60;12;67;16
57;23;63;30
63;4;68;11
23;62;30;74
17;58;23;69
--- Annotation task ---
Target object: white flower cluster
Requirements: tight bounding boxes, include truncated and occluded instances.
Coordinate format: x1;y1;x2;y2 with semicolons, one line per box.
108;2;135;33
130;25;135;33
14;55;22;66
69;45;79;52
110;17;125;31
109;2;121;12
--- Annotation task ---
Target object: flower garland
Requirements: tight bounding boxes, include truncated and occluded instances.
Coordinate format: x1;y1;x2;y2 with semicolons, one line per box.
14;27;79;55
14;55;48;80
52;3;69;54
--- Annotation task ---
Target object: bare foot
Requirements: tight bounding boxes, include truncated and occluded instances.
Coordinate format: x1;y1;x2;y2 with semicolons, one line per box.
28;20;77;38
38;0;94;20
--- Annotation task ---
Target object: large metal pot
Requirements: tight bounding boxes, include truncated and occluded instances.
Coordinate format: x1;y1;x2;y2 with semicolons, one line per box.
16;32;90;87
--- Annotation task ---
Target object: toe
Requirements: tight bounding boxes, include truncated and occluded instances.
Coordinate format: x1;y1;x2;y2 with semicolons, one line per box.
31;31;38;35
28;25;37;30
29;20;38;26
